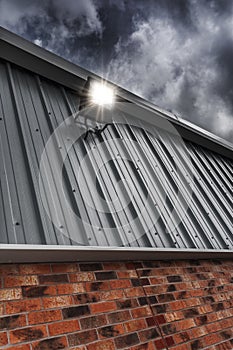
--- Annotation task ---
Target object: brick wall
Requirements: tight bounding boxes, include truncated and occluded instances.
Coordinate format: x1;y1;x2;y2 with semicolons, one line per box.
0;259;233;349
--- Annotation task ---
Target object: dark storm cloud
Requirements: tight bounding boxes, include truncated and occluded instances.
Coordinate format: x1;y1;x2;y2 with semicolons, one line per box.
0;0;233;143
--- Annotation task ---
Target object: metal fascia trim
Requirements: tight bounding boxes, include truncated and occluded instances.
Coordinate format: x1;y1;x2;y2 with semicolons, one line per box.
0;245;232;263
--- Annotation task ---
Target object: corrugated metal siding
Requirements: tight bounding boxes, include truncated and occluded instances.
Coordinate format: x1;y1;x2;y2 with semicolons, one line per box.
0;59;233;249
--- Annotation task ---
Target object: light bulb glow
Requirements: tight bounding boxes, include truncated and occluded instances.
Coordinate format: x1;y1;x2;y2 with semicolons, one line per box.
90;81;115;107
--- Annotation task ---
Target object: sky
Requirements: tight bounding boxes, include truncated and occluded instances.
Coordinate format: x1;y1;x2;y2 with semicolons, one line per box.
1;0;233;143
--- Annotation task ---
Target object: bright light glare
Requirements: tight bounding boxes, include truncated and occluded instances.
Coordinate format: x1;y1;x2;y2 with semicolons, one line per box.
90;81;115;107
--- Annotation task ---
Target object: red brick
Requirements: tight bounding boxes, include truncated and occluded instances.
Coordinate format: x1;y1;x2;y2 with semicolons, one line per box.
100;290;124;300
139;328;160;342
114;333;140;348
154;339;167;350
80;314;107;329
57;283;85;295
22;285;57;298
6;298;41;314
48;319;80;336
6;345;31;350
52;263;78;273
28;309;62;325
0;304;4;316
0;331;8;346
103;263;126;270
0;265;19;275
91;301;117;314
108;310;131;323
19;264;51;275
155;315;166;325
4;275;39;287
109;279;131;289
10;325;47;344
39;274;68;284
87;340;115;350
0;314;26;329
69;272;95;282
32;336;68;349
131;341;156;350
125;287;144;297
117;270;137;279
98;324;124;339
86;281;110;292
0;288;22;301
176;319;196;331
131;306;152;318
124;318;147;332
42;295;73;309
68;329;98;346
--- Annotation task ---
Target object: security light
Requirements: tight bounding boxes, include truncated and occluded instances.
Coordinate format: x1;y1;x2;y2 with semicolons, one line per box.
89;81;115;107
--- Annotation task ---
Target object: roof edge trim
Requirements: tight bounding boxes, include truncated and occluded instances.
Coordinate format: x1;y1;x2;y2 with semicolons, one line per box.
0;245;232;263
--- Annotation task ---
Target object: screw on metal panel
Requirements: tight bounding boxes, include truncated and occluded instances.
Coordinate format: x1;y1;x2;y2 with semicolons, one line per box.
72;188;76;193
88;237;91;241
98;228;101;231
0;117;2;120
15;222;20;226
59;225;64;229
59;146;62;149
35;128;39;132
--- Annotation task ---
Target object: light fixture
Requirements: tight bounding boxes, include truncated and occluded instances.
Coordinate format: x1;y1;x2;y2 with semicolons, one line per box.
89;81;115;107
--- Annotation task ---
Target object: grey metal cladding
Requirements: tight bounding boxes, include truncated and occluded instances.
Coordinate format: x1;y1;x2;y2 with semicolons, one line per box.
0;58;233;250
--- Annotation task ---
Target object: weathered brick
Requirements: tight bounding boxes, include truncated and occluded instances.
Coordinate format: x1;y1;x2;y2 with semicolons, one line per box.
32;336;68;349
116;298;138;309
139;328;160;342
4;275;39;287
57;282;85;295
90;301;117;314
0;288;22;301
0;314;26;330
28;310;62;325
48;319;80;336
125;287;144;298
19;264;51;275
131;306;152;318
63;305;90;319
109;279;131;289
69;272;95;282
80;263;103;271
80;314;107;329
108;310;131;323
87;340;115;350
6;345;31;350
86;281;110;292
10;325;47;344
22;285;57;298
39;274;68;284
68;329;97;346
74;292;100;304
0;265;19;275
6;298;41;314
98;324;124;339
103;263;126;270
100;290;124;301
124;318;147;332
0;331;8;346
95;271;117;280
42;295;73;309
114;333;140;348
52;263;78;273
